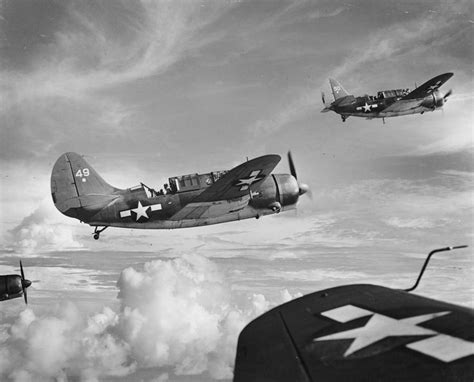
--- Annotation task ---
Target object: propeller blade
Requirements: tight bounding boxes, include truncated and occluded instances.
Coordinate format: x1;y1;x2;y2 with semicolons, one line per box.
20;260;25;280
19;260;31;305
443;89;453;100
288;151;297;179
321;91;326;105
288;151;312;198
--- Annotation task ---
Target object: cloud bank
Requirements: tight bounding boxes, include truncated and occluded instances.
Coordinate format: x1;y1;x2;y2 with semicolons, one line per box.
7;201;82;253
0;254;295;381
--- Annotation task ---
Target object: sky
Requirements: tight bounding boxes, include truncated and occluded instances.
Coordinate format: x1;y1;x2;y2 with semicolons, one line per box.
0;0;473;381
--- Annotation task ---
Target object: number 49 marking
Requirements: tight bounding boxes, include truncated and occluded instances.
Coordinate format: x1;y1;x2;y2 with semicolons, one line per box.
76;168;90;177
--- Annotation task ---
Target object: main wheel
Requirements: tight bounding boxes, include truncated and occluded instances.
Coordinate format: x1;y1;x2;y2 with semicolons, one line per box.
93;233;100;240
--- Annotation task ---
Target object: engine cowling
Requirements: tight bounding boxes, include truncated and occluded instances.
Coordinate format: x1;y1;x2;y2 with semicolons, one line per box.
421;90;444;110
249;174;300;211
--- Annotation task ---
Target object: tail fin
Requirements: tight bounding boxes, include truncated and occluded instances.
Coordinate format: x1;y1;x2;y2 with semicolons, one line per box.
329;78;350;100
51;152;120;219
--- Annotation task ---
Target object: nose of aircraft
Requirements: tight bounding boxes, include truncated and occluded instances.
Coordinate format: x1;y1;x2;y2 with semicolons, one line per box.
22;279;32;289
298;182;309;196
287;151;311;199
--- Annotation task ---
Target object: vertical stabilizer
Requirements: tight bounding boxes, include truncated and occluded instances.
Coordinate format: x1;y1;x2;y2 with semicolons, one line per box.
51;152;119;218
329;78;350;100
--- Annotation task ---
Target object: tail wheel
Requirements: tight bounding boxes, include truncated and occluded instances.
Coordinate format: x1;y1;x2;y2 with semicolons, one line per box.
92;226;108;240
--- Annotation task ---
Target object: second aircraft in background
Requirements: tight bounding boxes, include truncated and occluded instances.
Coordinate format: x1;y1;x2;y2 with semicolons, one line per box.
321;73;453;122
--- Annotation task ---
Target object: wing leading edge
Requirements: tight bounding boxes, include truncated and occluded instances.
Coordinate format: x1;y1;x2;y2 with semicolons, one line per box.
402;73;453;100
234;284;473;382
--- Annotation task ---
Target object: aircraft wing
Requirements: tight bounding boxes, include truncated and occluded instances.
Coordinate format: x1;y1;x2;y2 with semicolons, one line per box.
234;284;473;382
191;154;281;203
401;72;453;100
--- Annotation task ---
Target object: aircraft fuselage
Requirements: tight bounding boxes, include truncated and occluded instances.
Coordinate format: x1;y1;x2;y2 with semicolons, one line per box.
330;91;443;120
62;174;299;230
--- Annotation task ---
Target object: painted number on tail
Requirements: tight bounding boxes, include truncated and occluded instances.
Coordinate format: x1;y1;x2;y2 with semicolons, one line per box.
76;168;90;183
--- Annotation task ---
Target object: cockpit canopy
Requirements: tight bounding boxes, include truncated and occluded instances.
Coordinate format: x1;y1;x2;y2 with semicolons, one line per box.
377;88;410;99
168;170;228;193
128;170;229;198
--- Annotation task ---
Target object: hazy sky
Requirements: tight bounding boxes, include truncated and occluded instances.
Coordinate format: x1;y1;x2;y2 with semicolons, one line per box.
0;0;472;381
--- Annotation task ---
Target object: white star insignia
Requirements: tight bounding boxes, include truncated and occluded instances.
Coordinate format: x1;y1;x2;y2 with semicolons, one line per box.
235;170;264;191
313;305;474;362
132;201;149;221
315;311;449;356
362;102;372;112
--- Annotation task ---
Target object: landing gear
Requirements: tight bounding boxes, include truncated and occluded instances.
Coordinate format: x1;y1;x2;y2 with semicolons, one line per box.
93;226;108;240
382;117;385;125
341;116;346;122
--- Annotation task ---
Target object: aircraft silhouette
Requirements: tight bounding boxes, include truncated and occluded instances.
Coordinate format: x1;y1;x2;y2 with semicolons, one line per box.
0;261;32;304
322;73;453;122
51;152;309;239
234;245;473;382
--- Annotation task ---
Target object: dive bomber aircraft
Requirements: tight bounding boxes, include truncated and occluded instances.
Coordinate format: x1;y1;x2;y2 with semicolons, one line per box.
51;152;309;239
0;261;31;304
234;245;473;382
321;73;453;122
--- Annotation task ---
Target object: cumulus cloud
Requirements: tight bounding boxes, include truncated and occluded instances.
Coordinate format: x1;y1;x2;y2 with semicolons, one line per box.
0;254;289;381
8;201;83;253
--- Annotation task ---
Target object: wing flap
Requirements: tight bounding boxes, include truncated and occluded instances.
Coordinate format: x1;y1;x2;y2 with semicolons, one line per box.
171;197;250;220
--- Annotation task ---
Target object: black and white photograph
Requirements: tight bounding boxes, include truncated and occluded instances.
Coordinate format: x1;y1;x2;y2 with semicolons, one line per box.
0;0;472;381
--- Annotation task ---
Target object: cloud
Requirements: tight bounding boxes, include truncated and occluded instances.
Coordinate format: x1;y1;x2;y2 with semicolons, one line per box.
384;217;439;229
0;254;290;381
7;201;83;253
411;131;473;155
0;1;232;160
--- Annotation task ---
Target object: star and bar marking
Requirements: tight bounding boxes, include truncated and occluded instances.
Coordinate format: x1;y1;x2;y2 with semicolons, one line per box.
313;304;474;362
120;201;162;221
356;102;378;113
427;81;442;93
234;170;265;191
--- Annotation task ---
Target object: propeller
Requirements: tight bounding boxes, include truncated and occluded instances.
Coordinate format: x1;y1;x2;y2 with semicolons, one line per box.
443;89;453;102
287;151;311;198
321;91;326;105
20;260;31;304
